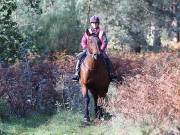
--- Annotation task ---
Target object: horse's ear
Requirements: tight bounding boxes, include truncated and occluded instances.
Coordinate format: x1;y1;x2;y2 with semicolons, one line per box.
86;29;90;36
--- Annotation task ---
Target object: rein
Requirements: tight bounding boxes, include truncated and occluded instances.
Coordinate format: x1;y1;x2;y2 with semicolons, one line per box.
81;61;97;71
81;34;102;71
81;51;98;71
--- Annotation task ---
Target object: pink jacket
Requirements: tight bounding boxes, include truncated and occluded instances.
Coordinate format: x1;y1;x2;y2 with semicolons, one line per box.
81;27;108;52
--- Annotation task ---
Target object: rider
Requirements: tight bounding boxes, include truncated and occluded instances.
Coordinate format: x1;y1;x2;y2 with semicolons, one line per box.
72;15;116;81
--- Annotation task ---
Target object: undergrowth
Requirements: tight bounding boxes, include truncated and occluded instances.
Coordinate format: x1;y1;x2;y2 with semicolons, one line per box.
0;51;180;135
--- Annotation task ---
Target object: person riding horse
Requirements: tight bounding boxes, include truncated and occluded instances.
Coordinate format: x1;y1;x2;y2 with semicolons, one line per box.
72;15;116;82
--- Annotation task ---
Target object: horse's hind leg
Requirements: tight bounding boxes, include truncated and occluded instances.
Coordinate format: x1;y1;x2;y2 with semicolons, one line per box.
93;94;98;119
82;86;90;122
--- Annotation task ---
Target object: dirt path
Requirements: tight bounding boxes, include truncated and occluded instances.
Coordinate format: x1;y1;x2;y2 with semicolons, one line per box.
55;72;117;115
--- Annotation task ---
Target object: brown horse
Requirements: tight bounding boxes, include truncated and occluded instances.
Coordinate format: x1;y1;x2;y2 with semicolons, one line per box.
79;32;110;123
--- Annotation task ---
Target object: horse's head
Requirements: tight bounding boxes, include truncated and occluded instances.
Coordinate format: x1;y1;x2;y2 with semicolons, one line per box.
86;30;101;60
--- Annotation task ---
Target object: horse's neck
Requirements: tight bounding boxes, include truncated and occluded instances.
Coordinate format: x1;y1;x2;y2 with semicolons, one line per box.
84;55;98;70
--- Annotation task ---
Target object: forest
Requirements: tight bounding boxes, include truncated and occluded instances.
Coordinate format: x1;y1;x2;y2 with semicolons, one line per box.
0;0;180;135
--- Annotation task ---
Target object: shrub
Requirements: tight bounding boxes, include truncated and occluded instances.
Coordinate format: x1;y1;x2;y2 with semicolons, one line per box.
107;52;180;133
0;61;62;116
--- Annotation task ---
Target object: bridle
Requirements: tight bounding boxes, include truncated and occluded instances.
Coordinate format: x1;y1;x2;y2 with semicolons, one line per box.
81;36;101;71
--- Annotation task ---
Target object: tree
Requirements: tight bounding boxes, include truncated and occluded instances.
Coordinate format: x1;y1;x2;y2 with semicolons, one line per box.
0;0;23;64
171;0;180;42
78;0;178;51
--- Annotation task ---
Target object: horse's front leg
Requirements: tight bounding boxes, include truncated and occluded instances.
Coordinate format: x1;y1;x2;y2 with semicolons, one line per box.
82;86;90;123
93;95;104;120
96;97;105;119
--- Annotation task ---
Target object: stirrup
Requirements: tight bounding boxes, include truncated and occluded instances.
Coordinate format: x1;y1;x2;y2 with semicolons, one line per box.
72;75;79;81
109;74;117;82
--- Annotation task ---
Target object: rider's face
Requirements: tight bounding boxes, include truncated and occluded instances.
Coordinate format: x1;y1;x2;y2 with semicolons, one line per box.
91;22;99;29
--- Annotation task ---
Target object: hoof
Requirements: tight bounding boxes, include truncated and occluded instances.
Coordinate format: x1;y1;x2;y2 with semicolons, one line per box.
80;119;91;128
84;117;90;123
93;118;100;123
93;118;103;125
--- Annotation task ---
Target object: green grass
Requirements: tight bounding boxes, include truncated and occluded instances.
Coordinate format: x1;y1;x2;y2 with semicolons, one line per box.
0;102;176;135
0;110;149;135
0;111;109;135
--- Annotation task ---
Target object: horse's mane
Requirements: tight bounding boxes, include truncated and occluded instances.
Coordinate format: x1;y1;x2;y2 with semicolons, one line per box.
86;29;99;38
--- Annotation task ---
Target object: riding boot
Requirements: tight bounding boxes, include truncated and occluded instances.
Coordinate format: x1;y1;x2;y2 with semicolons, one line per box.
72;50;87;81
72;60;80;81
105;58;117;81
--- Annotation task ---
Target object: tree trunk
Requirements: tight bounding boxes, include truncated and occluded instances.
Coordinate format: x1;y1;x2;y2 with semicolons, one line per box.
86;0;91;28
172;0;180;42
149;21;161;51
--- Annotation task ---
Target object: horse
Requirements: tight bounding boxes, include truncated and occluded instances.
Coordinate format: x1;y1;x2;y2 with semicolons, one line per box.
79;31;110;124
